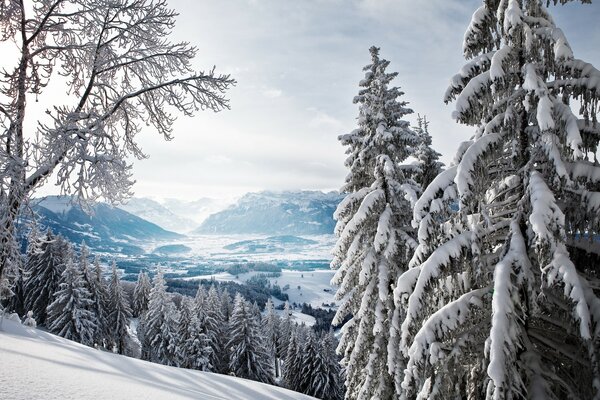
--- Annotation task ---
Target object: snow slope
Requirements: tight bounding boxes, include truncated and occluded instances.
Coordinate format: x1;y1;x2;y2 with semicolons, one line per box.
0;317;315;400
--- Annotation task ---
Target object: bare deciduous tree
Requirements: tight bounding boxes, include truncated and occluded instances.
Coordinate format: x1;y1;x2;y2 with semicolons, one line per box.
0;0;235;288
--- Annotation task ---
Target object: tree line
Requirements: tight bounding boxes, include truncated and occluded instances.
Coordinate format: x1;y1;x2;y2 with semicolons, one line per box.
2;226;344;399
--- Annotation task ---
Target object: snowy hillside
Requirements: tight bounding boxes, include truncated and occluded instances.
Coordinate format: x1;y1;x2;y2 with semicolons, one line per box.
0;317;316;400
195;191;343;235
28;196;183;255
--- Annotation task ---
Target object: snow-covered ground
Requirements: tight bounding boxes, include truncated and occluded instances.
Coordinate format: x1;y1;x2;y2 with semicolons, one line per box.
185;269;337;309
0;317;315;400
141;234;336;263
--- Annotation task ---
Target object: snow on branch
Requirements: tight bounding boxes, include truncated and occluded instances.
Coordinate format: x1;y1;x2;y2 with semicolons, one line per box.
566;161;600;183
553;101;584;159
413;166;457;226
402;288;488;392
528;171;565;246
400;231;474;351
543;243;592;340
487;221;529;399
452;71;491;120
455;131;505;207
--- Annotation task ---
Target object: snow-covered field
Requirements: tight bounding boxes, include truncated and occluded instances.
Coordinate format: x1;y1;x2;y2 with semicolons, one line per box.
185;269;337;309
0;317;315;400
143;234;336;263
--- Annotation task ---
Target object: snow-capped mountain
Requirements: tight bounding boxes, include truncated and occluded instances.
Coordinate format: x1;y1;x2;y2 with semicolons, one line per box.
28;196;183;255
161;197;236;225
118;197;197;233
118;197;235;233
194;191;343;235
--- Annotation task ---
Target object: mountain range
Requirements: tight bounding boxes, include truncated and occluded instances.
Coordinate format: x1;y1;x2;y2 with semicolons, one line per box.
25;191;342;255
195;191;343;235
28;196;182;255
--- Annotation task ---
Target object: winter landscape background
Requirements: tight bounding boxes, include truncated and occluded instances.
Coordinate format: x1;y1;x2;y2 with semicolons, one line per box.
2;0;600;400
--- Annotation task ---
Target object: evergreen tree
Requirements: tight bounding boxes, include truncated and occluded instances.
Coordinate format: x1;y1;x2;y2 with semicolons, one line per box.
277;301;293;362
142;270;180;366
396;2;600;399
283;328;303;391
227;293;274;384
194;284;207;309
24;231;68;326
46;256;96;345
220;287;233;320
107;261;132;354
7;224;39;316
319;330;344;400
263;298;281;377
91;256;110;346
132;270;151;318
332;46;420;400
177;297;212;370
298;330;321;394
205;285;227;373
413;115;444;191
300;331;344;400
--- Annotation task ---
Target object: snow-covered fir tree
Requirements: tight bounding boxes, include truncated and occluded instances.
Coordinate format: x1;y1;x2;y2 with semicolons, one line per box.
46;256;96;345
204;285;227;373
331;46;421;400
283;327;304;392
176;297;212;371
262;298;281;377
141;270;180;366
227;293;274;384
277;301;293;370
107;261;132;354
300;330;344;400
319;330;344;400
6;223;40;316
24;231;68;326
396;2;600;399
132;270;151;318
299;330;321;394
91;256;110;346
412;115;444;191
220;287;233;320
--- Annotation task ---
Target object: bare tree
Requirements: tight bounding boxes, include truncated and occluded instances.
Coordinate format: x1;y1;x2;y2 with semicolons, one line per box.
0;0;235;287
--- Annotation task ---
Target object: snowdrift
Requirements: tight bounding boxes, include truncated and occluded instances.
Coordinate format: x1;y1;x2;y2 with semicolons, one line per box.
0;317;315;400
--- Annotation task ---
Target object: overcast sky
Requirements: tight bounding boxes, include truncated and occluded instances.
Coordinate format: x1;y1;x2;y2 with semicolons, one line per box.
35;0;600;201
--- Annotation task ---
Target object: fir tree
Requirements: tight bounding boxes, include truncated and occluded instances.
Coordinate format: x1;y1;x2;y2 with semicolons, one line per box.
24;231;68;326
283;327;303;391
227;293;274;384
298;330;321;394
332;46;420;400
397;2;600;399
7;224;39;316
91;256;110;346
300;331;344;400
177;297;212;370
107;261;132;354
413;115;444;191
205;285;227;373
142;270;180;366
263;298;281;377
46;257;96;345
277;301;293;362
132;270;151;318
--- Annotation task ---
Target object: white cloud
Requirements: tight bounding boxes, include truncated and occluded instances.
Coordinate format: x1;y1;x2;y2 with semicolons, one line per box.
262;88;283;98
